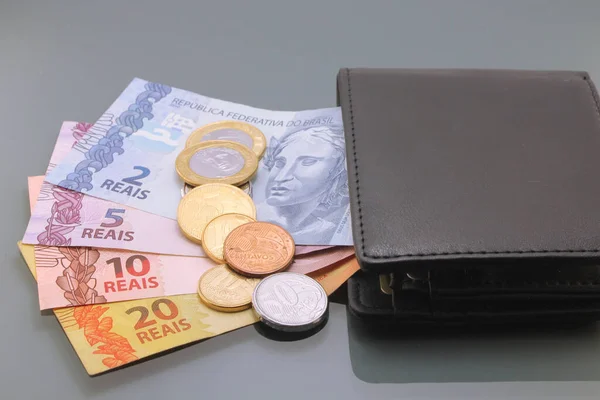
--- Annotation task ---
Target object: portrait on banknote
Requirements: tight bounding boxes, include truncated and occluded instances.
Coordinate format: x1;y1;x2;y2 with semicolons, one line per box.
255;125;350;244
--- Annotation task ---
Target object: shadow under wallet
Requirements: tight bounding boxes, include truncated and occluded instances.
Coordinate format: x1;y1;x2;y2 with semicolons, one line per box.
347;271;600;384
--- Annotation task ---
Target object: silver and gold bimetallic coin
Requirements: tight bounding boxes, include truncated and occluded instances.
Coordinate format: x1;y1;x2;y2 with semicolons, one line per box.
186;120;267;159
176;140;258;187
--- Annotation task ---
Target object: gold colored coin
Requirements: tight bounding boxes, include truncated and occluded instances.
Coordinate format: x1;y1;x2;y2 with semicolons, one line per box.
201;213;255;263
197;289;251;313
176;141;258;187
197;265;260;312
177;183;256;244
186;120;267;158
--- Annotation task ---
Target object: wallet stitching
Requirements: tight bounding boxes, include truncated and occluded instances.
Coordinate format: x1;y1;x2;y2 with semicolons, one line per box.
583;74;600;122
347;70;600;258
346;69;366;258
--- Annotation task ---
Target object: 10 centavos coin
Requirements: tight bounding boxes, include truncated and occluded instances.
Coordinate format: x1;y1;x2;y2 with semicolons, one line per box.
176;141;258;187
223;221;295;277
198;265;260;312
186;120;267;158
177;183;256;244
252;272;328;332
201;213;255;263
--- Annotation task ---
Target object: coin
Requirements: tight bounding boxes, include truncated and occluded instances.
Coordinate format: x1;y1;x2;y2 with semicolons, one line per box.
224;221;295;277
181;182;195;198
176;141;258;187
252;272;328;332
198;265;260;312
379;274;393;295
239;181;252;196
201;213;255;263
186;120;267;158
177;183;256;244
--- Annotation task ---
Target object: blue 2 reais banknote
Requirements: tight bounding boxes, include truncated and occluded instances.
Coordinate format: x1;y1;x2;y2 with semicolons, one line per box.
45;78;352;246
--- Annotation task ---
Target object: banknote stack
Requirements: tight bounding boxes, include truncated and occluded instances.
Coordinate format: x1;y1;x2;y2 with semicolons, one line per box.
19;78;358;375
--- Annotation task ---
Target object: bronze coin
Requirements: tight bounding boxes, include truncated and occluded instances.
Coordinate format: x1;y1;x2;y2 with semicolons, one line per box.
223;222;295;277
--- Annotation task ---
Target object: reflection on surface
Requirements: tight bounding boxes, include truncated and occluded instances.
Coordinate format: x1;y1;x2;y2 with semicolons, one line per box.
347;309;600;383
254;310;329;342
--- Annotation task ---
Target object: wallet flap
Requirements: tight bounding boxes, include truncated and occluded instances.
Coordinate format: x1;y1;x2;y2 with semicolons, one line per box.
337;68;600;273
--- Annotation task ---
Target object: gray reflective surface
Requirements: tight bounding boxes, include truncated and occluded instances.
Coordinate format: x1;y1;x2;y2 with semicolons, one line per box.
3;1;600;399
349;311;600;383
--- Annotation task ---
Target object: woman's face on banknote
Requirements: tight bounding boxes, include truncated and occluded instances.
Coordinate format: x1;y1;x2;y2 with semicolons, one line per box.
266;133;339;207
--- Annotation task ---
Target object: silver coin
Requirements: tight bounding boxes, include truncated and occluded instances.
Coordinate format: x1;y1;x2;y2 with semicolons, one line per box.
239;181;252;196
252;272;328;332
181;182;195;198
406;270;428;281
188;146;245;178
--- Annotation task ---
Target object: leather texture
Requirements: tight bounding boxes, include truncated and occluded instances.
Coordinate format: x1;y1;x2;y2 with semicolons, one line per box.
348;269;600;325
337;68;600;273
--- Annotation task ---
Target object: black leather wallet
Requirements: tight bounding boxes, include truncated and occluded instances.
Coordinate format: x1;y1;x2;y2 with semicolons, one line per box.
337;68;600;324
